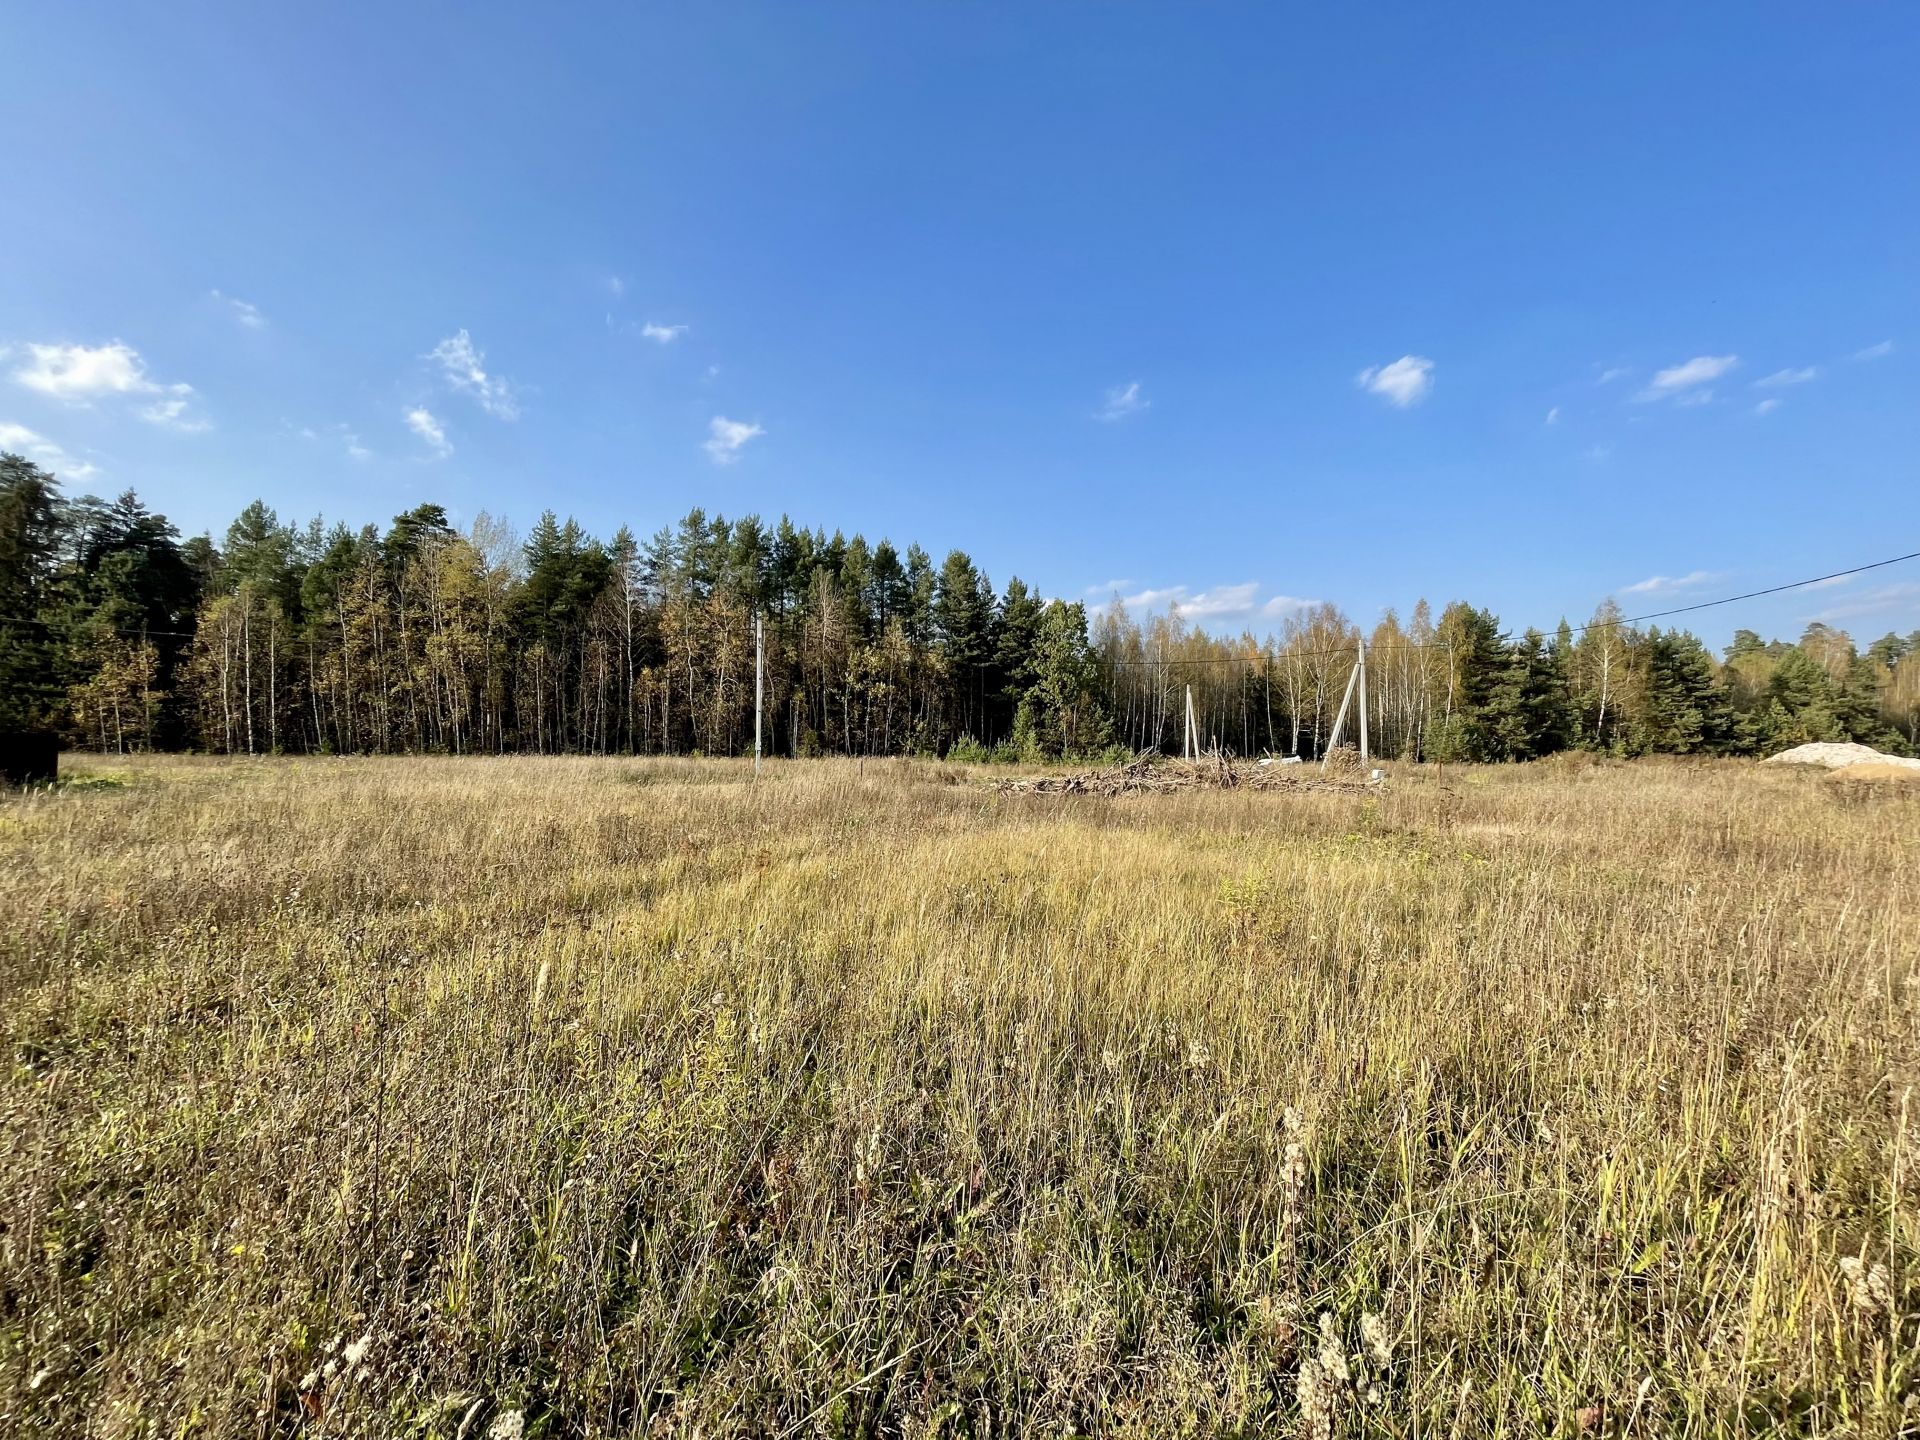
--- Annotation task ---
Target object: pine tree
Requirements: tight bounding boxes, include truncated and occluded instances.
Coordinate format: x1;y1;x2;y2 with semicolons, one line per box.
934;551;995;746
0;454;69;730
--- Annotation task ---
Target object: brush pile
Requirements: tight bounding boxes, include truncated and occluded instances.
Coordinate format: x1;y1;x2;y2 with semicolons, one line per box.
993;750;1381;796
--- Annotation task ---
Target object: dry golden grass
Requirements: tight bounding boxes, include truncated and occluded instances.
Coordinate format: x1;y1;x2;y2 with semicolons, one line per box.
2;753;1915;1438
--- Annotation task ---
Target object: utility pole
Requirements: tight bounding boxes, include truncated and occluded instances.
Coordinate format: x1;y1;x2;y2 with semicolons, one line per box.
1322;647;1361;769
753;611;764;777
1184;684;1196;760
1356;635;1369;768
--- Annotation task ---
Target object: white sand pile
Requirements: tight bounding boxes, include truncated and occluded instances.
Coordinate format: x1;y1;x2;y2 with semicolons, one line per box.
1761;741;1920;772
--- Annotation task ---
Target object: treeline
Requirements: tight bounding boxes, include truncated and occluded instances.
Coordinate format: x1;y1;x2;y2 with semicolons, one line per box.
4;453;1917;761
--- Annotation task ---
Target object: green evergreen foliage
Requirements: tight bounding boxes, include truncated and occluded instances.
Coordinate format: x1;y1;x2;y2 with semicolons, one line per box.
0;454;66;729
4;461;1916;764
1632;631;1739;755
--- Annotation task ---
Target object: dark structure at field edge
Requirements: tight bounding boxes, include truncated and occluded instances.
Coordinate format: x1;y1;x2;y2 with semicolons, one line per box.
0;730;58;786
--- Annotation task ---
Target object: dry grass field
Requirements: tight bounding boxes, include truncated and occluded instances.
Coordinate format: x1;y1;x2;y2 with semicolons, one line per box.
2;754;1916;1438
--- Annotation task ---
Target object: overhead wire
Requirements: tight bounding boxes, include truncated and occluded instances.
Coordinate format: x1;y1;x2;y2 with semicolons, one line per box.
1087;547;1920;669
5;548;1915;661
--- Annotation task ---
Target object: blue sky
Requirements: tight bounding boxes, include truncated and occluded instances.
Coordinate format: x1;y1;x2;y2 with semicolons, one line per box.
3;5;1916;645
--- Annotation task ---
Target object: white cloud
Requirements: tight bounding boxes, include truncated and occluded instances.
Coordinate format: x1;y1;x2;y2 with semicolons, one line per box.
1597;366;1632;385
1356;355;1434;408
1810;582;1920;623
703;364;722;382
641;322;688;344
1116;585;1189;611
141;385;210;432
705;415;763;465
293;421;369;460
1176;582;1259;618
1112;582;1315;622
14;339;209;430
1753;398;1781;417
14;340;161;400
1097;381;1149;422
1545;406;1561;425
1852;339;1894;361
607;276;627;298
1638;354;1737;400
1261;594;1318;618
406;406;451;457
0;421;98;479
1586;444;1611;462
429;330;519;419
1086;579;1135;596
1622;569;1725;596
1754;366;1816;388
211;290;267;328
1673;388;1715;408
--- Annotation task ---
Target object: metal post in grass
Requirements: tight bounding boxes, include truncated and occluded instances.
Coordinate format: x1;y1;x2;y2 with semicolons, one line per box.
754;611;764;777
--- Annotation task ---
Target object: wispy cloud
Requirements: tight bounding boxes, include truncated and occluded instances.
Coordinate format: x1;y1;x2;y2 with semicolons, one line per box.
295;421;372;461
141;387;210;432
1637;354;1737;401
1356;355;1434;407
1111;582;1317;622
1852;339;1894;362
406;406;451;458
1544;406;1561;426
641;322;688;344
705;415;763;465
1085;579;1135;597
211;290;267;329
1754;398;1781;417
1261;594;1318;618
1096;381;1149;422
429;330;519;419
1754;366;1816;388
607;276;627;299
1810;581;1920;623
0;421;98;479
1622;569;1725;596
1596;366;1632;385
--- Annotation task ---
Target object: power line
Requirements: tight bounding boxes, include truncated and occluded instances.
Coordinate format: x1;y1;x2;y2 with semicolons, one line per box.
2;615;199;640
1602;549;1920;629
1088;547;1920;668
8;547;1916;659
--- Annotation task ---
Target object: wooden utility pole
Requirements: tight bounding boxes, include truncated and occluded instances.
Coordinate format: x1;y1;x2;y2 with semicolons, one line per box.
753;612;764;776
1183;684;1197;760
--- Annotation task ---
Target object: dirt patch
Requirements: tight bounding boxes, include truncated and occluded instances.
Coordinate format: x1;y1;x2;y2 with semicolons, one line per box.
993;751;1380;797
1762;741;1920;772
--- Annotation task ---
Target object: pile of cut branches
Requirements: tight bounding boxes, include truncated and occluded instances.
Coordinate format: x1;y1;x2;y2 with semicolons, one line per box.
993;750;1379;797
